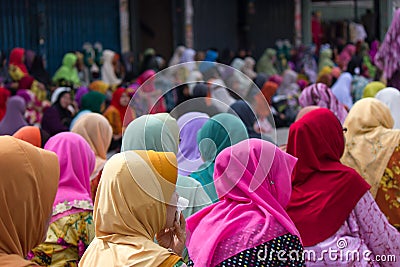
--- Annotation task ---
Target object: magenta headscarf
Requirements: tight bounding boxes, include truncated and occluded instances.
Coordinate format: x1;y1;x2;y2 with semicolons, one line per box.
369;40;379;64
375;9;400;80
186;139;300;267
299;83;348;124
44;132;95;223
339;44;356;69
177;112;209;176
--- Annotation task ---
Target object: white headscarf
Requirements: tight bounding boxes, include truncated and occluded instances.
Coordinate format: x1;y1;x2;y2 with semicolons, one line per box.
375;87;400;129
101;49;122;86
331;72;354;109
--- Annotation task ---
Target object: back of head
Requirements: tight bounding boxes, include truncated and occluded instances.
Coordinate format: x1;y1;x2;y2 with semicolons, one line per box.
0;136;59;262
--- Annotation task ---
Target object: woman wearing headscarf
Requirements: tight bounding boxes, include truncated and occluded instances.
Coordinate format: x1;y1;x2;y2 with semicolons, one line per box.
103;88;136;149
79;150;187;267
136;69;167;115
0;136;59;267
190;113;249;202
286;108;400;265
89;80;110;95
13;126;50;148
375;9;400;89
176;112;209;177
331;72;354;109
101;49;122;88
69;91;106;129
186;139;304;267
139;48;160;74
224;58;252;99
299;83;348;124
29;132;96;266
241;57;257;80
0;95;28;135
362;81;386;98
180;48;196;72
199;49;219;80
41;87;73;136
341;98;400;231
375;87;400;129
0;86;10;121
256;48;278;76
17;75;47;101
52;53;80;87
369;40;379;64
8;48;28;83
338;44;356;71
228;100;261;139
351;72;369;102
71;113;113;201
30;54;52;90
209;78;236;112
169;45;186;67
318;48;335;72
122;113;212;218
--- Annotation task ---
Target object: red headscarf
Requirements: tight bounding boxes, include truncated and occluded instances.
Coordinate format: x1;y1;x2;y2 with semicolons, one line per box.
261;81;278;105
285;108;370;247
18;75;35;90
111;88;129;123
9;48;28;75
0;87;11;121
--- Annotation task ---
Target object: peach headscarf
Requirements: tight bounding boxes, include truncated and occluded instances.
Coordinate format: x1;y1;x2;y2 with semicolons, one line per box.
13;126;41;148
79;150;181;267
71;113;113;181
0;136;59;267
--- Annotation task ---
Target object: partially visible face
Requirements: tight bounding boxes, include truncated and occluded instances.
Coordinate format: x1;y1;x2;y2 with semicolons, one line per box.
165;192;178;228
59;93;71;109
119;92;130;107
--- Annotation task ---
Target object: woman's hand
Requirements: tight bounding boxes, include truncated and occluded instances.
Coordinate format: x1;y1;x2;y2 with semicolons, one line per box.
156;213;186;257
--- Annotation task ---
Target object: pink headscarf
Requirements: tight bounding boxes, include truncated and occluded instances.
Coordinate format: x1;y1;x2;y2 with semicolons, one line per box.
375;9;400;80
186;139;300;267
369;40;379;64
339;44;356;69
299;83;348;124
44;132;95;223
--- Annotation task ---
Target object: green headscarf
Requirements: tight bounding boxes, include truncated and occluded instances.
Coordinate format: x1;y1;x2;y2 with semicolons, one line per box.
318;49;335;72
256;48;278;76
52;53;80;86
121;113;178;154
362;81;386;98
190;113;249;202
80;91;106;113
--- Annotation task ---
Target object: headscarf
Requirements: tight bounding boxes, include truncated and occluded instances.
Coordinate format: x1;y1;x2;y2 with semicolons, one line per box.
375;87;400;129
101;49;122;86
0;136;59;267
89;80;109;95
256;48;278;76
228;100;261;139
261;81;279;105
0;87;10;121
187;139;300;267
374;9;400;80
242;57;257;79
177;112;209;176
276;69;300;96
190;113;249;202
286;108;371;247
198;50;218;74
295;105;320;121
362;81;386;98
341;98;400;197
9;48;28;75
71;114;112;181
13;126;49;148
331;72;354;109
299;83;348;124
180;48;197;72
169;45;186;66
30;55;51;87
369;40;379;64
80;91;106;113
137;70;166;114
79;150;180;267
44;132;95;223
110;88;130;124
122;113;179;154
338;44;356;69
0;96;27;135
351;74;369;102
52;53;80;86
318;48;334;71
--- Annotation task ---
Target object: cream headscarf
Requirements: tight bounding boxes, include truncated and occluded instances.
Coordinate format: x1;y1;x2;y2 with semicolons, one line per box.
0;136;59;267
341;98;400;197
71;113;113;180
79;150;181;267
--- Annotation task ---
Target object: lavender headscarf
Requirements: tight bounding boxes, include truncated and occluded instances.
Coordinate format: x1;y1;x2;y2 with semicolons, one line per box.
331;72;354;109
176;112;209;176
0;96;28;135
299;83;348;124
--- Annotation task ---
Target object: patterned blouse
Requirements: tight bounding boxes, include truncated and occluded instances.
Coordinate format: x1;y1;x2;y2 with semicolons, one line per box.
187;234;305;267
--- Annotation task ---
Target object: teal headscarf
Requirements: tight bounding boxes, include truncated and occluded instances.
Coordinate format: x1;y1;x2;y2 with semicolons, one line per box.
121;113;178;153
190;113;249;202
80;91;106;113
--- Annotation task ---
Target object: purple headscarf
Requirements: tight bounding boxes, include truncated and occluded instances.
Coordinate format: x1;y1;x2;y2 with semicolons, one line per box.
44;132;95;223
75;86;90;108
299;83;348;124
375;9;400;80
176;112;209;176
369;40;379;64
0;96;28;135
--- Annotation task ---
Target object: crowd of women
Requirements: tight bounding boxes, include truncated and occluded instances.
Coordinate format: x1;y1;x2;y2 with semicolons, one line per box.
1;8;400;267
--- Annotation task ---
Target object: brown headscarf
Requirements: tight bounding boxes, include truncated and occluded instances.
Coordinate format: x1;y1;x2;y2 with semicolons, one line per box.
0;136;59;267
79;150;181;267
341;98;400;197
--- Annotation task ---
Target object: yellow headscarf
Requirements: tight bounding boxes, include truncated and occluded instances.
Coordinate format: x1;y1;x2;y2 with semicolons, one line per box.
341;98;400;197
0;136;59;267
79;150;181;267
71;113;113;181
89;80;109;95
362;81;386;98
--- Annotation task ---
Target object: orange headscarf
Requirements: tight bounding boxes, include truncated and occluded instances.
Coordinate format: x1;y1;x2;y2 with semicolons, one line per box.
13;126;41;148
